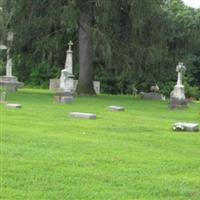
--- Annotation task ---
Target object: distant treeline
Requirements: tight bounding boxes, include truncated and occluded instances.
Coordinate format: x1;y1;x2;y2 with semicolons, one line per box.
0;0;200;96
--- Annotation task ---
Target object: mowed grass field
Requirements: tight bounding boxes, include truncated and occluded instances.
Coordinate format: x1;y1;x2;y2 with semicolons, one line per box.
1;88;200;200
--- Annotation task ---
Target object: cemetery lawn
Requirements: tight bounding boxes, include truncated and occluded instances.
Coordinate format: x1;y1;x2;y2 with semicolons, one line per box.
1;88;200;200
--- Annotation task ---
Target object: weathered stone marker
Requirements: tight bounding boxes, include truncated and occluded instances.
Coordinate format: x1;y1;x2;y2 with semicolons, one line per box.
0;92;6;103
0;32;24;91
140;92;165;100
54;91;74;104
170;62;187;109
70;112;96;119
6;103;22;109
108;105;125;111
173;122;199;132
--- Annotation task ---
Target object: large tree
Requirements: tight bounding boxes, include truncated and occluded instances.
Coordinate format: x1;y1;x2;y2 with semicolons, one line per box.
76;0;95;95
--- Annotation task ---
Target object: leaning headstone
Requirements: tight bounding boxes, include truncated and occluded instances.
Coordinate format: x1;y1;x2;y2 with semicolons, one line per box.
70;112;96;119
6;103;22;109
173;122;199;132
0;92;7;103
109;105;125;111
170;62;187;109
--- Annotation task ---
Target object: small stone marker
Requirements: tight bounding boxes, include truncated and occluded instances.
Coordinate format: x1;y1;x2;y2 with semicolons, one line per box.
70;112;96;119
173;122;199;132
0;92;7;103
6;103;22;109
108;105;125;111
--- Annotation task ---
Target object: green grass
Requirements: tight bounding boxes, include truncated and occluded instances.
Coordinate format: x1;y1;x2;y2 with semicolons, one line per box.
1;88;200;200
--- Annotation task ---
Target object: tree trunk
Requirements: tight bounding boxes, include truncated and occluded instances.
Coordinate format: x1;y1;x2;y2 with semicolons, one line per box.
76;3;95;95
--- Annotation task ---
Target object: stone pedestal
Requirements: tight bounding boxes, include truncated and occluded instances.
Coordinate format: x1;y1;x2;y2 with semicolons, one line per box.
0;76;24;92
169;62;187;109
60;69;75;93
54;91;74;104
170;85;187;109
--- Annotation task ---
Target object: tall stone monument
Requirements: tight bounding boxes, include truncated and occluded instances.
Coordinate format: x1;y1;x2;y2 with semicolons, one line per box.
0;32;23;91
170;62;187;109
55;41;75;103
60;41;75;93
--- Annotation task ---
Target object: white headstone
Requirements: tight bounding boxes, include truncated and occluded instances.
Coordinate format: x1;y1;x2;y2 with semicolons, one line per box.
6;103;22;108
108;105;125;111
70;112;96;119
173;122;199;132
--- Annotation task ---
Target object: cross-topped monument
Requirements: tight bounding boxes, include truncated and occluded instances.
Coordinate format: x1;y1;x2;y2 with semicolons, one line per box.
60;40;75;92
0;32;24;91
170;62;187;109
68;40;73;51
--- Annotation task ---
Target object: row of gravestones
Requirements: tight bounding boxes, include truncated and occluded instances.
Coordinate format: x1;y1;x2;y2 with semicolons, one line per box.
0;38;188;111
1;92;199;133
140;62;188;109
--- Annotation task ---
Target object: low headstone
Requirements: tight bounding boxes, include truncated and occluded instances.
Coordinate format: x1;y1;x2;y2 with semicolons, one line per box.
49;79;60;91
109;105;125;111
6;103;22;109
54;91;74;104
173;122;199;132
70;112;96;119
49;79;101;94
140;92;165;101
0;92;7;103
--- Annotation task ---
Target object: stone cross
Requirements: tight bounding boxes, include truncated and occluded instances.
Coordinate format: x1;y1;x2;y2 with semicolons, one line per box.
68;41;73;51
176;62;186;86
64;41;73;74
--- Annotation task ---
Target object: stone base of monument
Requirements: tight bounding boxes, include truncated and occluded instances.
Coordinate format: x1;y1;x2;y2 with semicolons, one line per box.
54;91;74;104
170;85;188;109
140;92;165;101
0;76;24;92
173;122;199;132
169;98;188;109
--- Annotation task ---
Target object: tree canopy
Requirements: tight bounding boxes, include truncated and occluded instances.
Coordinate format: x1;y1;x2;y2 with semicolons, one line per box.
0;0;199;96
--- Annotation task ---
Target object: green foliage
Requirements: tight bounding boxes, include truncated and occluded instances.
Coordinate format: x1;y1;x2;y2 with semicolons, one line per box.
185;82;200;99
1;0;199;93
29;62;59;88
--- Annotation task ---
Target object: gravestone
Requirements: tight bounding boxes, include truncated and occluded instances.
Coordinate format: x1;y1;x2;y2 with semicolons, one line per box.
70;112;96;119
170;62;187;109
0;32;24;92
140;84;165;101
0;92;6;103
49;79;101;94
60;41;75;93
56;41;75;104
140;92;165;100
173;122;199;132
109;105;125;111
54;91;74;104
6;103;22;109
